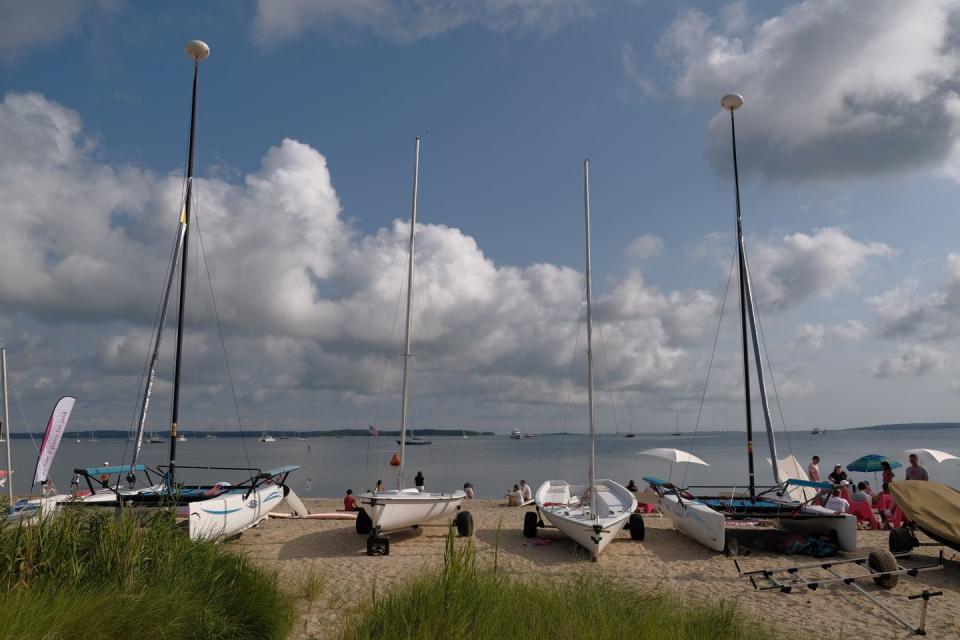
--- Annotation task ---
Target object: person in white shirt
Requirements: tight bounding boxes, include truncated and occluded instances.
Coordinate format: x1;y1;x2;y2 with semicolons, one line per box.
850;481;871;504
807;456;821;482
519;479;532;503
824;488;849;514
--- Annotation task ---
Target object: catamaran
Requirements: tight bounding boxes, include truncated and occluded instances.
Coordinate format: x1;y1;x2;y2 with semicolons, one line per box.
643;94;855;554
525;160;639;561
356;137;469;556
65;40;300;541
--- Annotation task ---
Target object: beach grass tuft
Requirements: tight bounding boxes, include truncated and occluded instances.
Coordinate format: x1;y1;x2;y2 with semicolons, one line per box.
342;527;777;640
0;508;295;640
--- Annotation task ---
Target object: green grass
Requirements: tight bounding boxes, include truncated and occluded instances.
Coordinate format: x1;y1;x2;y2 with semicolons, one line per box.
342;529;777;640
0;508;295;640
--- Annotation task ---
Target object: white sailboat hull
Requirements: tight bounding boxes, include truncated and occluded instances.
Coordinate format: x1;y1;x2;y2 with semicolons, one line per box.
358;489;466;533
656;492;727;552
535;480;637;559
180;481;285;541
776;507;858;552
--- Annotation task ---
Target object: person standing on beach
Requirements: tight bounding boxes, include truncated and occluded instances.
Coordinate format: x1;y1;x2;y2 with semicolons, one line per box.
343;489;357;511
70;472;80;496
905;454;929;481
414;470;425;492
807;456;821;482
305;477;312;494
881;460;895;485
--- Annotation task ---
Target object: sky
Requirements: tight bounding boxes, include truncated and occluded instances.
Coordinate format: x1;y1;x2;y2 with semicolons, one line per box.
1;0;960;435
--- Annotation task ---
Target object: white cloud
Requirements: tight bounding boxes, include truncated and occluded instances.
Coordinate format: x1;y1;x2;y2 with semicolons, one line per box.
0;90;722;427
656;0;960;181
795;320;866;350
868;343;948;378
748;228;892;311
252;0;596;47
624;233;663;263
0;1;117;62
868;253;960;339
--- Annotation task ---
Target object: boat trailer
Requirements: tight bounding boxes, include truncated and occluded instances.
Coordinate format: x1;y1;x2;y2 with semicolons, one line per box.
735;549;944;635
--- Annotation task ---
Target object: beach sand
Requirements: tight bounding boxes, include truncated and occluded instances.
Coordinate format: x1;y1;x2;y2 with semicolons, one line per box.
235;499;960;639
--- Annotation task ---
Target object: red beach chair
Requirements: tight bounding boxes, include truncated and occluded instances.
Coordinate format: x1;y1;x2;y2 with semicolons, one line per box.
848;500;880;530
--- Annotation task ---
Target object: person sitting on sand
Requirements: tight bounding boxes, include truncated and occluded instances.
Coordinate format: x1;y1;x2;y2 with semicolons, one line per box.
850;481;871;504
375;479;385;492
41;479;57;497
519;479;532;503
343;489;358;511
626;479;639;492
824;487;849;514
838;479;852;502
505;484;522;507
463;482;475;499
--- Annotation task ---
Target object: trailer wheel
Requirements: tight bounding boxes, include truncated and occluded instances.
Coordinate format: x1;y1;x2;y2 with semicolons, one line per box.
523;511;539;538
888;527;917;554
723;538;739;557
868;548;899;589
455;511;474;537
355;509;372;535
628;514;645;541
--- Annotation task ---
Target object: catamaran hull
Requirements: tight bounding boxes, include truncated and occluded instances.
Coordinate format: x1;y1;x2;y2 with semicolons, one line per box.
535;480;638;559
776;510;857;552
358;489;466;533
181;482;285;541
656;493;727;552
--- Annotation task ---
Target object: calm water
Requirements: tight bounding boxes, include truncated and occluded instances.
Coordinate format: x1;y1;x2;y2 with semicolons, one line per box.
6;428;959;499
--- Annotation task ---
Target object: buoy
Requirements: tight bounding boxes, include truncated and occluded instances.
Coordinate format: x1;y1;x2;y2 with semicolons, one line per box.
389;453;401;466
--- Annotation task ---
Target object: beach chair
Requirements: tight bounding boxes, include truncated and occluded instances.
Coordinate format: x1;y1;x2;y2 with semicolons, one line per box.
848;500;880;530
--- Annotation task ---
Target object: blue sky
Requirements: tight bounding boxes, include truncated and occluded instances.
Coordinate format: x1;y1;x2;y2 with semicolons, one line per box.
1;0;960;434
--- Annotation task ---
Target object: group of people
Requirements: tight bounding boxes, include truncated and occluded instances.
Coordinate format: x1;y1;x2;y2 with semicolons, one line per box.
807;453;931;527
504;479;532;506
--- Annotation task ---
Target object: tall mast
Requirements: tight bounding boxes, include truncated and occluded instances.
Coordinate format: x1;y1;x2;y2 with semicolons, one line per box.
398;136;421;489
128;223;186;487
168;40;210;488
743;259;780;483
1;347;12;503
722;93;756;500
583;159;597;518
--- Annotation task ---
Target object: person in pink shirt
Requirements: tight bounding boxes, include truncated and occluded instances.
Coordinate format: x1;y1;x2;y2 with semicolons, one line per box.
807;456;821;482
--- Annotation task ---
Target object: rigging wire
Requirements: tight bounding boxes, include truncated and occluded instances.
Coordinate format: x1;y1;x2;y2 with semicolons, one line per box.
553;283;587;483
680;248;737;490
594;310;630;484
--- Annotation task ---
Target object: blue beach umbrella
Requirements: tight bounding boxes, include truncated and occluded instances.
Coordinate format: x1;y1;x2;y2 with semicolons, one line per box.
847;454;902;473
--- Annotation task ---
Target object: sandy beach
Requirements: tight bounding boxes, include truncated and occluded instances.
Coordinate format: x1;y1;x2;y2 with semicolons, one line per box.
235;499;960;639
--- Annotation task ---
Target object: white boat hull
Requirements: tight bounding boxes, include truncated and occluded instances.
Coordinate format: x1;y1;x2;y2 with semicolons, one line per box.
180;482;285;541
535;480;637;559
358;489;466;533
776;506;858;552
656;492;727;552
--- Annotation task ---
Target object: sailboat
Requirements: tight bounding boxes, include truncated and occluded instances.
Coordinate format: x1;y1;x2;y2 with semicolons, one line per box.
623;406;635;438
643;94;856;554
67;40;300;541
671;411;682;436
527;160;638;561
87;432;98;443
356;137;469;556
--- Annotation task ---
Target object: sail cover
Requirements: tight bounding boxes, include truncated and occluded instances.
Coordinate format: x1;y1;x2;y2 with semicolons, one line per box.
33;396;76;484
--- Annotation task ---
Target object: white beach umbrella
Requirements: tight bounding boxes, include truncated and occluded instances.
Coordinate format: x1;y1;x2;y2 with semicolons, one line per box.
903;448;959;464
638;448;708;483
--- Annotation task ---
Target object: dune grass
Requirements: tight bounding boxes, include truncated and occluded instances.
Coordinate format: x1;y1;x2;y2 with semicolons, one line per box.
0;508;295;640
342;530;777;640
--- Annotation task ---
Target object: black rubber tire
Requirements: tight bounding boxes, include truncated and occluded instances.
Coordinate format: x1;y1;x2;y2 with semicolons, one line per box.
629;514;645;541
455;511;474;537
724;538;739;557
523;511;539;538
366;534;389;556
868;548;899;589
889;527;917;554
355;509;372;535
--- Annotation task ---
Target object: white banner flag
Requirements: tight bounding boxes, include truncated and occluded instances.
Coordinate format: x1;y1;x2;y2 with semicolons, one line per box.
33;396;76;484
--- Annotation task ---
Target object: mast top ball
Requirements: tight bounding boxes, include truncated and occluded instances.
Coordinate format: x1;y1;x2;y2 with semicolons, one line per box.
721;93;744;111
185;40;210;62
